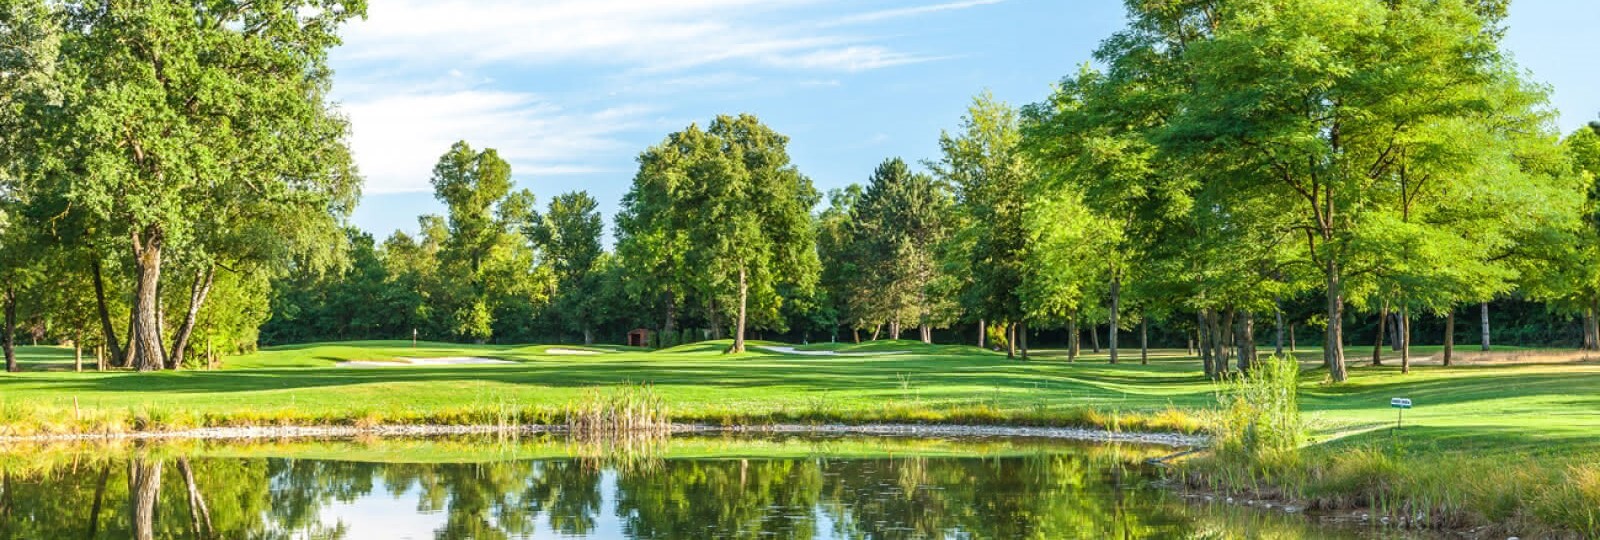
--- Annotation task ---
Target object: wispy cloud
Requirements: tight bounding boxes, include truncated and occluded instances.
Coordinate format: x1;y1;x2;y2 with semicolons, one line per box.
330;0;1006;195
341;87;647;194
337;0;998;72
825;0;1004;27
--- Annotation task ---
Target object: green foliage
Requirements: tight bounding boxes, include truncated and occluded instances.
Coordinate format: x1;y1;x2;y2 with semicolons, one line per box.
616;115;820;350
1212;355;1305;463
932;93;1032;333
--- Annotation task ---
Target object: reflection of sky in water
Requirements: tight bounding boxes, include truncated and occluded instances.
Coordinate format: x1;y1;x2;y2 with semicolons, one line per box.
0;437;1385;539
304;472;638;539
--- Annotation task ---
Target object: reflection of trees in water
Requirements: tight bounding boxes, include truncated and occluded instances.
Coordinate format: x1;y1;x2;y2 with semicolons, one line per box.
615;458;824;539
0;447;1328;539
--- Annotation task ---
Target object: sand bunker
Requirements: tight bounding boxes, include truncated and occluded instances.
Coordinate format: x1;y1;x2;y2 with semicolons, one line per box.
543;348;610;356
758;346;908;357
338;356;514;367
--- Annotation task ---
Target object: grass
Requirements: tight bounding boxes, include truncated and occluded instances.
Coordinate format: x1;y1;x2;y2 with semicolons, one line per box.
3;338;1598;533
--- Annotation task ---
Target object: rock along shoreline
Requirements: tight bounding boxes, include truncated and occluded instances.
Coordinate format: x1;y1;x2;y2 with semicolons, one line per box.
0;422;1207;447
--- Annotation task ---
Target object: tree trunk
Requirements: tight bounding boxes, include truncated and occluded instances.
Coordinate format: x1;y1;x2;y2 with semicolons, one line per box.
1290;323;1297;352
1108;275;1120;364
1187;332;1194;356
1067;316;1079;361
1019;320;1029;360
1139;315;1149;365
889;319;900;341
583;328;594;346
178;458;213;536
1219;309;1235;375
977;319;985;348
1400;305;1411;374
74;337;82;373
91;258;125;365
1238;311;1256;372
1444;310;1456;367
168;265;215;369
731;267;748;354
871;323;882;341
1589;299;1600;352
1197;310;1215;377
1479;302;1490;351
1372;303;1388;367
2;286;14;373
852;327;860;344
1389;312;1403;351
129;227;167;372
129;458;162;540
1325;259;1348;382
88;465;110;539
920;323;931;344
1090;323;1100;353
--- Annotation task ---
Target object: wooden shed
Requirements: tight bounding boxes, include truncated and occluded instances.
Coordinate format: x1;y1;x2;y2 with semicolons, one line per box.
627;328;653;348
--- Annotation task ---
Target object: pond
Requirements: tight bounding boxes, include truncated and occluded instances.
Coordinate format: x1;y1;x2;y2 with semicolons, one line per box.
0;433;1416;539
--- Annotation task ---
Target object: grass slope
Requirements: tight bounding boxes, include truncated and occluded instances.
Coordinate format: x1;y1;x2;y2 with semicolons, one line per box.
3;339;1597;531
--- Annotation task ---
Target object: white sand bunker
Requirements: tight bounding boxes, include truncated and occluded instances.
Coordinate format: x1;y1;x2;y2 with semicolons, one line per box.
339;356;514;367
544;348;611;356
758;346;909;357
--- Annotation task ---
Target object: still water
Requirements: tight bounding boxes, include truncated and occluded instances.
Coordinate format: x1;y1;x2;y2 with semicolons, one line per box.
0;434;1412;539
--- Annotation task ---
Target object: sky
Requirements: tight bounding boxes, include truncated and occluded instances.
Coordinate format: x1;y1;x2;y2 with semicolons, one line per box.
336;0;1600;240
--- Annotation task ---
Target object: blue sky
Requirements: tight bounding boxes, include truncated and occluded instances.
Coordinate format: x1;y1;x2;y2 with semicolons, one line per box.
335;0;1600;240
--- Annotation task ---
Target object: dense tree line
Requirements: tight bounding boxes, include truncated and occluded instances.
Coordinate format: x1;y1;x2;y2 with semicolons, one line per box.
5;0;1600;382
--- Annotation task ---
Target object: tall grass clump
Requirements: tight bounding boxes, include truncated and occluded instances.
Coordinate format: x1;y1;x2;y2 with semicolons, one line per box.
564;383;671;436
1212;355;1305;468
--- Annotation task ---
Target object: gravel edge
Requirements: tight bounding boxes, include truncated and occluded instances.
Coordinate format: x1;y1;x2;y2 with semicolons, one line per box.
0;423;1205;447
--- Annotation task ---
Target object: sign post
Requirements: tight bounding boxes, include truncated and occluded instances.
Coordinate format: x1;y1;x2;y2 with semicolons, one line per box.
1390;397;1412;431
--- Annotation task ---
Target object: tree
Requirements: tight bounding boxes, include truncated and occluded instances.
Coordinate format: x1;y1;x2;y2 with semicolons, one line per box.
815;186;867;341
7;1;365;371
531;191;606;344
852;158;956;342
426;141;548;343
932;93;1033;359
618;115;819;353
1149;0;1545;381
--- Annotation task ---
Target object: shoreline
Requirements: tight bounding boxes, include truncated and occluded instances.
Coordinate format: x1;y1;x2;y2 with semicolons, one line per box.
0;422;1207;447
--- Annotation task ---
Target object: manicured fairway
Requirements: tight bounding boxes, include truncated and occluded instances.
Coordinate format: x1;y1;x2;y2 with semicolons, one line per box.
3;340;1597;457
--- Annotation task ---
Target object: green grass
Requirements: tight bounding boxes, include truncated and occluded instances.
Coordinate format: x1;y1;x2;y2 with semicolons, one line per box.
4;339;1598;533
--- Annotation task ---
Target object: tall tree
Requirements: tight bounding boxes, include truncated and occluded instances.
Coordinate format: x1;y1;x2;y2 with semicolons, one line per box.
8;0;365;370
932;93;1033;359
618;115;820;353
531;191;606;344
427;141;547;343
852;158;956;342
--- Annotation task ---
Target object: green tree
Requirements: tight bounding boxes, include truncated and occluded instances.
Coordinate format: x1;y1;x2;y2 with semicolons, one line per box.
531;191;606;344
1146;0;1550;381
852;158;956;342
6;0;365;370
932;93;1033;358
426;141;548;343
619;115;820;353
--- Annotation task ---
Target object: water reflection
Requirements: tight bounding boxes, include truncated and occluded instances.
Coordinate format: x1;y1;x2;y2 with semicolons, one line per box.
0;435;1382;539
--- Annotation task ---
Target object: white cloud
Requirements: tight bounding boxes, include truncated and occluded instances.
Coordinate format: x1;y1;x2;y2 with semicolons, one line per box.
328;1;1005;196
341;88;648;194
336;0;996;72
825;0;1005;27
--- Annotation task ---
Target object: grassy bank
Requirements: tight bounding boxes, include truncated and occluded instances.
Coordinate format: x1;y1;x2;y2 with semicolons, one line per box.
3;339;1598;534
